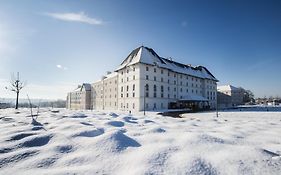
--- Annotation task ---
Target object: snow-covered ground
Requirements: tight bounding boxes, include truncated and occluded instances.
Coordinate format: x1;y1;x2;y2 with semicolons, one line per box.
0;108;281;175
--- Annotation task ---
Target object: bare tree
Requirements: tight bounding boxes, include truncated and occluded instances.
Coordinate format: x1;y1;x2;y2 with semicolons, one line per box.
5;72;25;109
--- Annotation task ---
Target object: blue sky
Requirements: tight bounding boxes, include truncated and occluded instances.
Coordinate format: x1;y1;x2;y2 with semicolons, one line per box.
0;0;281;99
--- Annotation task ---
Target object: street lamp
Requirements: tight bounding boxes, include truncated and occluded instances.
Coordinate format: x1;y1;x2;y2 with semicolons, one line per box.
144;84;148;115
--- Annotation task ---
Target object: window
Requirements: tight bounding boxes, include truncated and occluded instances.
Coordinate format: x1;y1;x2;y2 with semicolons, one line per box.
180;75;182;79
161;69;163;74
121;78;123;83
145;84;149;97
133;84;135;91
168;94;170;98
121;86;123;92
153;103;156;109
174;74;176;78
127;77;129;81
133;92;135;97
127;69;129;73
133;103;135;109
174;94;176;98
168;72;170;76
168;87;170;91
186;89;188;93
154;85;157;98
180;88;182;92
121;94;123;98
133;75;135;80
145;84;149;91
154;76;156;81
121;71;123;75
174;87;176;92
126;93;129;97
133;67;135;71
146;75;149;80
146;66;149;71
127;85;129;91
127;103;128;108
161;85;164;92
174;80;176;85
180;81;182;86
186;82;188;86
154;68;156;73
168;79;170;83
161;77;163;82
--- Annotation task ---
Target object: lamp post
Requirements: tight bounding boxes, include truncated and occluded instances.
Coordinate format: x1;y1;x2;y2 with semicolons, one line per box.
144;84;146;115
216;92;218;118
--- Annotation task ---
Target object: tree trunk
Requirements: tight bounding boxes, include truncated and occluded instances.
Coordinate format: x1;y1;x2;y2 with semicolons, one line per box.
16;91;19;109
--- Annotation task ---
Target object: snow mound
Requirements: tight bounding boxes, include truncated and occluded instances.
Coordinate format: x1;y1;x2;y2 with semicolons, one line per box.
108;112;119;117
0;109;281;174
106;121;125;127
20;134;53;148
70;113;87;118
0;150;39;168
95;130;141;152
123;116;138;124
149;127;166;133
72;128;104;138
7;132;35;141
188;158;219;175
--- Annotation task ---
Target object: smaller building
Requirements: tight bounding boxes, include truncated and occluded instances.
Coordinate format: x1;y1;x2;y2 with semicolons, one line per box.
66;83;92;110
217;85;244;108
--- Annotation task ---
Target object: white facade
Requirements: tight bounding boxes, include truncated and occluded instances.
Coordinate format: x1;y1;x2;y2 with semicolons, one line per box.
67;46;218;112
66;83;92;110
217;85;244;108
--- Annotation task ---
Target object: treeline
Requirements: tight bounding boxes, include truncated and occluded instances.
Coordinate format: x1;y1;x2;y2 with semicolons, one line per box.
0;100;66;109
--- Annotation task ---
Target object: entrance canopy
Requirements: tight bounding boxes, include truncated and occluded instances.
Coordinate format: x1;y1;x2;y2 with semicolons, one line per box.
178;94;208;102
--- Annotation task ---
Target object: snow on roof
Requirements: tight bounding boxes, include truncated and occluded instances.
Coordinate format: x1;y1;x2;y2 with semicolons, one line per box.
217;85;240;91
179;94;208;101
116;46;218;81
104;72;118;79
72;83;91;92
82;83;92;91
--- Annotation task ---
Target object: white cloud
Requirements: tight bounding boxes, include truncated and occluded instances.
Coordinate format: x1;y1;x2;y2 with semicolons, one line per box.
46;12;103;25
56;64;68;70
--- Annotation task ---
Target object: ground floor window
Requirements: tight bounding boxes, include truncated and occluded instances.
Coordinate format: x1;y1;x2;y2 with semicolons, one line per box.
153;103;157;110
